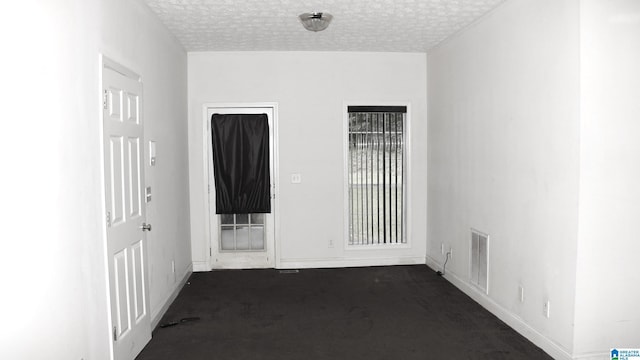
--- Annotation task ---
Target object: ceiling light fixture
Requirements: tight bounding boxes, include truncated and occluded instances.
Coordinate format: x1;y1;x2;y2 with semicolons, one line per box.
298;12;333;32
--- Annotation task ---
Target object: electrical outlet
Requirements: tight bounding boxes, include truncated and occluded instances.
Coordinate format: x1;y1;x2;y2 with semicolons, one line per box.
448;247;453;260
518;286;524;303
441;243;445;255
543;300;550;318
328;239;334;248
171;260;176;282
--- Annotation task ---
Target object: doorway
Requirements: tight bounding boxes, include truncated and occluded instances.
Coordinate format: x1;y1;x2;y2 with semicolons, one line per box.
204;104;278;269
101;57;151;359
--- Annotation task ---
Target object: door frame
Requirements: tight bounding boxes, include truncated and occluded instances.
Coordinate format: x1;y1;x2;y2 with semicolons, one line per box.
201;103;280;269
99;55;149;360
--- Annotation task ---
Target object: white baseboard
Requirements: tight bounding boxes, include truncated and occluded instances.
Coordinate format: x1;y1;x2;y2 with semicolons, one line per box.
571;351;608;359
425;255;573;360
278;256;426;269
192;260;210;272
150;263;192;330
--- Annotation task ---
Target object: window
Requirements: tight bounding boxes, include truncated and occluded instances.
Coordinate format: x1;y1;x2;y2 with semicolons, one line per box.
219;213;265;251
347;106;407;245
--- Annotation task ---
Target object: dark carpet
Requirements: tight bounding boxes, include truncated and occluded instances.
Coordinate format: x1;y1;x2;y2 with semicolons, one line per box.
137;265;552;360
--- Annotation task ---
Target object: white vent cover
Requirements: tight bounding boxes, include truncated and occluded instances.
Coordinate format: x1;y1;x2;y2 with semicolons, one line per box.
471;229;489;294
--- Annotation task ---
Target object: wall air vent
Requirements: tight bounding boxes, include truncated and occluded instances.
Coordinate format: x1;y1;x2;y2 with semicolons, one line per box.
470;229;489;294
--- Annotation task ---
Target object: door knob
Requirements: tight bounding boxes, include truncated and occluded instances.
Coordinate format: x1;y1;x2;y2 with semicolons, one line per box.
140;223;152;232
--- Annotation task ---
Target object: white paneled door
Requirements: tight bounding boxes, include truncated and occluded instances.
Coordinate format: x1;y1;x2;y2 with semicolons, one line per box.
102;62;151;360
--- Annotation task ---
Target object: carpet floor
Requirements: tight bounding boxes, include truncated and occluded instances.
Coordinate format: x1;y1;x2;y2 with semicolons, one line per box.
136;265;552;359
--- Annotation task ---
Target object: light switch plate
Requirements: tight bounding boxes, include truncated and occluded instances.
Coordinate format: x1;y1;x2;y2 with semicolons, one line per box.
149;141;156;166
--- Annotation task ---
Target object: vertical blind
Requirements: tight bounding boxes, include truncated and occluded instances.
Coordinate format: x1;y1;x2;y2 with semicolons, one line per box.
347;106;406;245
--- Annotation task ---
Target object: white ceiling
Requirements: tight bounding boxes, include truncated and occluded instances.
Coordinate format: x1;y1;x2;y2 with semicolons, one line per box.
142;0;506;52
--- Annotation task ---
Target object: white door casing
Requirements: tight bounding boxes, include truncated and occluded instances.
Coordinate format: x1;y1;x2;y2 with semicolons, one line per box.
102;60;151;359
204;104;278;269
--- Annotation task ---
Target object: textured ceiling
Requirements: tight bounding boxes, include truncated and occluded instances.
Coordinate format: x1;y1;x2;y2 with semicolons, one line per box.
142;0;506;52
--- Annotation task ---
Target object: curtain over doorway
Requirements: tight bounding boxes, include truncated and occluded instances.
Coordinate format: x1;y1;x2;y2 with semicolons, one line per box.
210;113;271;214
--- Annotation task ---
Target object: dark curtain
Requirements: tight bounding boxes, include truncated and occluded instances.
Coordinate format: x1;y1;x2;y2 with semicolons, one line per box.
211;113;271;214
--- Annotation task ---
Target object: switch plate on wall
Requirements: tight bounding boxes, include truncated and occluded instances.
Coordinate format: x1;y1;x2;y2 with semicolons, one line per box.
149;140;156;166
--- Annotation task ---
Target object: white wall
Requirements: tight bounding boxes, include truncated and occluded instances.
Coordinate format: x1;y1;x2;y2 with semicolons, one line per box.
188;52;427;269
1;1;100;357
101;0;192;325
574;0;640;357
0;0;190;359
426;0;580;358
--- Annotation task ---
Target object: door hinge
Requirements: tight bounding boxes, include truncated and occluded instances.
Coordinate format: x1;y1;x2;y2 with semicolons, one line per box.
103;89;108;110
209;248;212;256
106;211;112;227
208;184;210;194
113;326;117;341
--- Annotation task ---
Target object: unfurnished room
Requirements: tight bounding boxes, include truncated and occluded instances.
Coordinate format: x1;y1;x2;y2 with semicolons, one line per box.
2;0;639;359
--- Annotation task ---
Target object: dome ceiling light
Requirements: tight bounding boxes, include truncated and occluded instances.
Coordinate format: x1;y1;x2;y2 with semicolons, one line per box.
298;12;333;32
